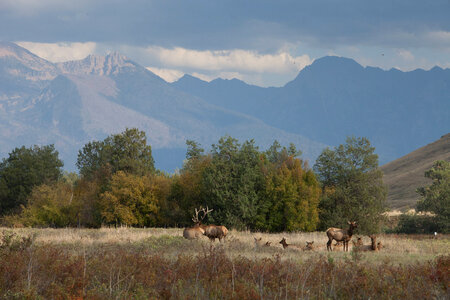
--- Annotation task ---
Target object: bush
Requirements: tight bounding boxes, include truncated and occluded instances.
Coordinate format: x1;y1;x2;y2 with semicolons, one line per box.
395;214;439;234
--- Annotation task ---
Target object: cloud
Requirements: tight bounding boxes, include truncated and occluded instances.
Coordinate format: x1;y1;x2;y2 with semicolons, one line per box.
145;46;312;74
146;67;184;82
397;49;414;61
16;41;97;62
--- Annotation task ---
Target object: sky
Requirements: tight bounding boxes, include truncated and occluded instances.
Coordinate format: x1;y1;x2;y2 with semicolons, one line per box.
1;0;449;87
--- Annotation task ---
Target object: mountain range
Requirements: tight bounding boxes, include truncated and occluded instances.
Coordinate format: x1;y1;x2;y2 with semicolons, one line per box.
0;41;449;173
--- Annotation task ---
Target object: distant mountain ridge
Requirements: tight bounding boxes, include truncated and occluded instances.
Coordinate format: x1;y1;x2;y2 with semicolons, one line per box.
381;134;450;210
0;42;326;172
172;56;450;165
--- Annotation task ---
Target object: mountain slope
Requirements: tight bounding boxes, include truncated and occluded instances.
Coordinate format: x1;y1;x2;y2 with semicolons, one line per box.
381;133;450;210
172;56;450;164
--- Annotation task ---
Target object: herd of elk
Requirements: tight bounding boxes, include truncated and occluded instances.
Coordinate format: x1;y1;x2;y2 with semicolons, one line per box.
183;206;228;242
326;221;357;252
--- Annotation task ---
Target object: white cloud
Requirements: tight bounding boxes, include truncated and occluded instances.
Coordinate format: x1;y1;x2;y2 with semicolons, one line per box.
146;67;184;82
145;46;312;74
16;41;97;62
397;49;414;61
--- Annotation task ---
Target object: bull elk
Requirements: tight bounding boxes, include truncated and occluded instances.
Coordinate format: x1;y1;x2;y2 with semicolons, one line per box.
182;206;212;240
326;221;357;252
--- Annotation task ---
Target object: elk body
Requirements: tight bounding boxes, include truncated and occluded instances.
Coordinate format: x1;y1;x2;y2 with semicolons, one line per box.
183;225;205;240
204;225;228;242
326;221;357;252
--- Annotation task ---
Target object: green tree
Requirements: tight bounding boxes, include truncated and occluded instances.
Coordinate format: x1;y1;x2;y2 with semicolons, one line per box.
76;128;155;179
164;141;211;227
202;136;265;229
314;136;387;234
0;145;63;215
416;160;450;233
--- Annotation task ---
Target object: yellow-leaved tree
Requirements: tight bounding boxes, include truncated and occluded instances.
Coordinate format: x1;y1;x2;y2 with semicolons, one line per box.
99;171;169;226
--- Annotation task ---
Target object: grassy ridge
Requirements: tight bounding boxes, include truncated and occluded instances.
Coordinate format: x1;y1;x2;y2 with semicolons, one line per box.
1;228;449;299
381;133;450;210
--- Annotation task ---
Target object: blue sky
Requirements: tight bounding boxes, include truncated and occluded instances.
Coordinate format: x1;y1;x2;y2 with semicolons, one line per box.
1;0;449;86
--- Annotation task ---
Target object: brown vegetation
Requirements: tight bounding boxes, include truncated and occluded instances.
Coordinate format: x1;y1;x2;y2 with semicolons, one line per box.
0;229;448;299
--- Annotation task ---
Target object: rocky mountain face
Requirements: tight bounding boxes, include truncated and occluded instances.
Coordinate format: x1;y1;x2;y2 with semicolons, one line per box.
0;42;325;172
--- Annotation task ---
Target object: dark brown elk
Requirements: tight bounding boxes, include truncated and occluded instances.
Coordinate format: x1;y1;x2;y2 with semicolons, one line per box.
182;206;212;240
203;225;228;242
326;221;357;252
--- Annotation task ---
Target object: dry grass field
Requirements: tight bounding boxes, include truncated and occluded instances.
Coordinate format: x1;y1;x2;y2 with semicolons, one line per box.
1;227;449;299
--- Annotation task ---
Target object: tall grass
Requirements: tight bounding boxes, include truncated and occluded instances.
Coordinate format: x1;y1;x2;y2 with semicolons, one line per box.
0;228;449;299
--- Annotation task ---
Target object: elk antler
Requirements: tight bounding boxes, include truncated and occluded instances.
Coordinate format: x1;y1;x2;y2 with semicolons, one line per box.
192;206;213;224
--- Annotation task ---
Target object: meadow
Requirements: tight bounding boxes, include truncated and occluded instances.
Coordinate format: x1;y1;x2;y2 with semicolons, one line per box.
1;227;449;299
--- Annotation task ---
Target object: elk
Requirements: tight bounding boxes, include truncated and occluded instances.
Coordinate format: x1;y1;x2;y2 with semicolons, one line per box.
203;224;228;242
333;241;343;251
279;237;302;250
377;241;383;251
254;237;263;247
182;206;212;240
354;235;378;252
326;221;357;252
303;241;315;251
352;237;363;247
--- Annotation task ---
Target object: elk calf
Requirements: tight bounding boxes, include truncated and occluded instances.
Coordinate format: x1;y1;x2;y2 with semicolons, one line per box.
303;241;315;251
279;237;302;250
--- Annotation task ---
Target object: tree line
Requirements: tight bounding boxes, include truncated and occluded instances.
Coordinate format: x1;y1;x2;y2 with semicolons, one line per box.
0;128;445;233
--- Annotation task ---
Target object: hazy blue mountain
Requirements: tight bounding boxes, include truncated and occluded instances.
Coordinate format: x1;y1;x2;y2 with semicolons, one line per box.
0;43;326;172
171;56;450;164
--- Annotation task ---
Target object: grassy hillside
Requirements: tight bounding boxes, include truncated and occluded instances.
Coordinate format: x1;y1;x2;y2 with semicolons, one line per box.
381;133;450;211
